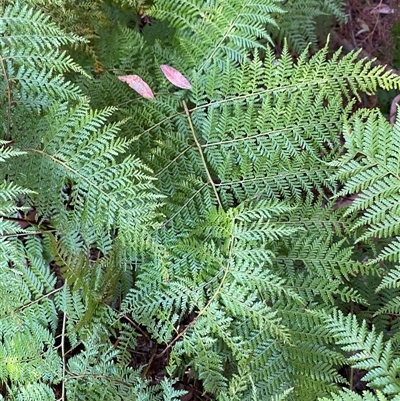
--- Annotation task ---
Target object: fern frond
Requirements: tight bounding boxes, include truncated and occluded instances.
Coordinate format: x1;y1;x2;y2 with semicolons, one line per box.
5;100;161;247
4;1;400;399
113;44;400;235
319;389;395;401
0;1;84;48
274;0;347;53
0;1;89;145
334;110;400;275
123;199;353;397
377;266;400;291
321;310;400;396
151;0;283;70
5;383;56;401
66;341;184;400
0;1;86;77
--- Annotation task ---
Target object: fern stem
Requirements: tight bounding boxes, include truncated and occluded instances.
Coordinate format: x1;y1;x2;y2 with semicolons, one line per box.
163;183;208;227
182;100;223;209
141;344;158;378
0;55;12;140
197;0;249;72
349;300;354;391
155;143;195;177
16;287;62;313
61;309;67;401
158;217;235;357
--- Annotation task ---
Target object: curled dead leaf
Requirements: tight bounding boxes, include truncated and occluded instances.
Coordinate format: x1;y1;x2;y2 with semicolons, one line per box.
160;65;192;90
117;75;154;99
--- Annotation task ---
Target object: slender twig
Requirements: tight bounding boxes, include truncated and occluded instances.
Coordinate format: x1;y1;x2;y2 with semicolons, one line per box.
347;11;358;50
115;310;149;339
141;345;157;378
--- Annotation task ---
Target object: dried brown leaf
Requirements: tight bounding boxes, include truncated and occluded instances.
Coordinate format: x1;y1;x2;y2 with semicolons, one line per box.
117;75;155;99
160;65;192;90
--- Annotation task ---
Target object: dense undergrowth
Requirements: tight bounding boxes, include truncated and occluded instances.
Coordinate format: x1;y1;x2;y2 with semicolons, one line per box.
2;1;400;400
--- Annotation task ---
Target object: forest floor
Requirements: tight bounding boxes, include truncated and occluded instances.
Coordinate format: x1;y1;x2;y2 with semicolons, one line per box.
333;0;400;115
335;0;400;66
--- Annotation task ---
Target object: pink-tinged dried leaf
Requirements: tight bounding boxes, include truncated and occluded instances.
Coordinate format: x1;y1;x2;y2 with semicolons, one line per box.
160;65;192;90
117;75;154;99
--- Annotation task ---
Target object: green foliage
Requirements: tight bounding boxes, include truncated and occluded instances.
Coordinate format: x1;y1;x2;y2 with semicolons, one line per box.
2;0;400;400
319;389;399;401
274;0;347;53
334;110;400;265
322;310;400;395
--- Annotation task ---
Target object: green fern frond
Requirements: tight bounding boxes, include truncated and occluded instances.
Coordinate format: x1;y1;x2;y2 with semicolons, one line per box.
377;266;400;291
4;0;400;399
334;110;400;271
0;1;87;77
5;383;56;401
112;44;400;236
66;341;185;400
0;1;84;48
149;0;283;71
321;310;400;396
4;100;161;247
124;200;354;397
319;389;396;401
0;141;25;161
0;1;89;145
275;0;347;53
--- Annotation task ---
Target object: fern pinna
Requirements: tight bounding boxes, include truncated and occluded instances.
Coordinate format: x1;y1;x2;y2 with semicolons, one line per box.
1;0;400;400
